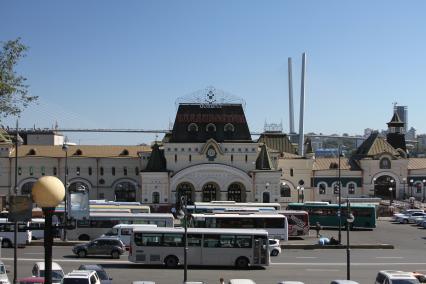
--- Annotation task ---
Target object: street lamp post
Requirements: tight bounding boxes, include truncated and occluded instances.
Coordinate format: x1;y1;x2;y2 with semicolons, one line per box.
178;196;188;282
62;143;69;241
389;187;393;205
372;178;377;198
346;201;355;280
12;120;22;284
422;179;426;202
410;179;414;198
32;176;65;284
338;144;343;244
300;187;304;203
402;178;407;200
297;186;300;203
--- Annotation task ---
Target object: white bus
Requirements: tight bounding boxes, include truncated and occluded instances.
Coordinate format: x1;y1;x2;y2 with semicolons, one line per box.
67;212;174;241
28;218;45;240
128;227;269;268
193;201;281;210
0;219;32;248
189;213;288;241
186;205;276;214
102;224;158;246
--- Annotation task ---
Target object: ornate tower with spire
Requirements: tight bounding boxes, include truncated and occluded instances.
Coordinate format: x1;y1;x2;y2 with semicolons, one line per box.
386;111;407;153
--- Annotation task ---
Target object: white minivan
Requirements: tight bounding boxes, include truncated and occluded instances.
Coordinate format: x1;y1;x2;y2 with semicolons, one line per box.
375;270;419;284
102;224;157;246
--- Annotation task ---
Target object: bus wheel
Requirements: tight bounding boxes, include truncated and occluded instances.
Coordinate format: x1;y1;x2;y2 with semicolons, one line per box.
77;250;87;258
79;234;90;241
164;255;179;268
235;257;249;269
2;239;12;248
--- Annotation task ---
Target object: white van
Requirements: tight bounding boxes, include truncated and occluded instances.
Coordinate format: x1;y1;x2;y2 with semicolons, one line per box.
102;224;157;246
375;270;419;284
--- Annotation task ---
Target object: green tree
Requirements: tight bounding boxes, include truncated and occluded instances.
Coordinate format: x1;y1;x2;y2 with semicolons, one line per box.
0;38;37;118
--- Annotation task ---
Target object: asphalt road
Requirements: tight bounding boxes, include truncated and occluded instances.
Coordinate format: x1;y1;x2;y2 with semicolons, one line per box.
1;220;425;284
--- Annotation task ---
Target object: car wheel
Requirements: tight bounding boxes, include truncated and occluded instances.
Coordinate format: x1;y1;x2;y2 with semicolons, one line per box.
270;249;279;256
235;257;249;269
2;239;12;248
111;250;120;259
78;250;87;258
403;219;409;224
164;255;179;268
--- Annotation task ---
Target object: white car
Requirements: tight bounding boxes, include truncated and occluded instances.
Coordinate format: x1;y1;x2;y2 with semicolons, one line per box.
393;209;424;221
32;262;64;284
228;280;256;284
269;239;282;256
396;212;425;224
0;261;10;284
407;212;426;223
375;270;420;284
62;270;101;284
412;215;426;225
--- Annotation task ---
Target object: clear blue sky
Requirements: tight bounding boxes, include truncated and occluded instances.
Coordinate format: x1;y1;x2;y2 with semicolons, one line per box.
2;0;425;145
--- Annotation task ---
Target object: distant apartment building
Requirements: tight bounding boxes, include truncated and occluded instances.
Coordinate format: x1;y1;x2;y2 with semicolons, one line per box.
394;105;408;134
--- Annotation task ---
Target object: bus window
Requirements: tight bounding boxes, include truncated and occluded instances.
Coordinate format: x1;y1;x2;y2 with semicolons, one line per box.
219;235;235;248
264;218;285;228
121;228;132;236
203;234;220;248
235;235;252;248
142;233;162;246
187;234;202;247
163;233;183;247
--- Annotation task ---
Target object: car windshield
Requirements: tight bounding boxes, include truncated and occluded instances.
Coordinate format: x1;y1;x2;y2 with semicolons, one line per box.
95;270;108;280
40;270;64;280
62;279;89;284
0;265;5;274
104;228;118;236
391;280;420;284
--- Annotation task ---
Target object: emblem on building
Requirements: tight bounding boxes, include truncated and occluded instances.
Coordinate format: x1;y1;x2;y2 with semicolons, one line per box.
206;146;217;161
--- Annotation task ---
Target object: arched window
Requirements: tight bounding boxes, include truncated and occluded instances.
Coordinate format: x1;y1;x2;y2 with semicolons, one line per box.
333;182;340;195
120;149;129;156
318;183;327;195
202;183;219;202
224;123;235;133
152;192;160;204
415;182;422;194
176;182;194;205
380;157;391;169
206;123;216;132
74;149;83;155
348;183;356;195
262;192;270;203
29;167;34;176
114;182;136;202
228;183;245;202
21;181;35;195
187;123;199;133
280;183;291;197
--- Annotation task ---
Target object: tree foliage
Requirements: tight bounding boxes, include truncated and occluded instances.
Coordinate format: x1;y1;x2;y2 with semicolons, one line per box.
0;38;38;118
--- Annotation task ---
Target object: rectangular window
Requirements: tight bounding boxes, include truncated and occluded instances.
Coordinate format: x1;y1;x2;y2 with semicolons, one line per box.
53;167;57;176
76;167;80;176
135;233;162;246
123;167;127;176
135;167;139;175
41;167;45;176
29;167;34;176
348;184;355;194
187;234;202;247
189;155;192;162
163;233;183;247
112;167;116;176
235;235;252;248
203;234;220;248
100;167;104;176
18;167;22;175
88;167;92;176
174;154;177;162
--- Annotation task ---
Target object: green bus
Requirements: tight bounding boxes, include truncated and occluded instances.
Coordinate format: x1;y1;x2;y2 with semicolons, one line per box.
287;202;376;229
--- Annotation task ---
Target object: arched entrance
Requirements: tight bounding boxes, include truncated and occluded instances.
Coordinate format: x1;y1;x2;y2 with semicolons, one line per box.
202;182;219;202
114;181;137;202
374;175;396;199
176;182;195;205
21;181;35;196
227;183;246;202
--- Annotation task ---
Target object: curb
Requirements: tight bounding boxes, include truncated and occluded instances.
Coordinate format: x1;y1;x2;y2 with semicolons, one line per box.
28;240;85;247
281;244;394;249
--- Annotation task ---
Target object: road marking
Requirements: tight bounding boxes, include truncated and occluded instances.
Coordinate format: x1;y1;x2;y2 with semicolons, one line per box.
0;257;131;264
376;256;404;259
296;257;318;259
271;262;426;266
306;268;340;272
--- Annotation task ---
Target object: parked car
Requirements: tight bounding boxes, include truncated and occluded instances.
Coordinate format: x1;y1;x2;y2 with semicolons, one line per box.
412;272;426;283
132;282;156;284
407;212;426;223
393;210;424;222
330;281;360;284
62;270;101;284
375;270;420;284
413;215;426;225
0;261;10;284
16;277;45;284
72;237;125;259
228;280;256;284
31;262;64;284
78;264;112;284
269;239;282;256
277;282;305;284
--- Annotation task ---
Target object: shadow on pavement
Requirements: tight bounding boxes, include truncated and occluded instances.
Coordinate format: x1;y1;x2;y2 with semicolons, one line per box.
100;263;265;271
